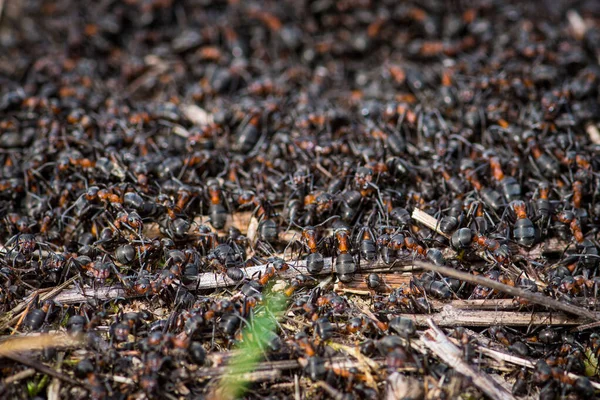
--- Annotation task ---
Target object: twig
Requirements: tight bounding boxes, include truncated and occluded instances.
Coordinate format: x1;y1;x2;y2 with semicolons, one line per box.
52;259;420;304
412;209;450;239
435;298;597;311
413;261;600;321
0;276;78;331
54;257;335;304
573;320;600;332
315;162;333;179
3;368;36;385
420;319;516;400
316;381;347;400
446;299;527;311
48;377;61;400
198;354;388;379
474;341;600;390
458;328;600;390
205;357;299;375
104;374;135;385
12;296;34;335
338;282;598;311
394;305;587;327
3;352;89;389
51;285;130;305
47;352;64;400
0;333;83;356
237;369;281;382
294;374;300;400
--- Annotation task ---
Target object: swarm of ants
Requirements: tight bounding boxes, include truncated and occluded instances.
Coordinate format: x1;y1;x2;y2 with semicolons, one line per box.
1;0;600;399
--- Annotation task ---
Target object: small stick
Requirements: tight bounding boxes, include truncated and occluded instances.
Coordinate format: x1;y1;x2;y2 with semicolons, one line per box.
0;276;78;331
0;333;83;356
339;278;599;310
53;257;335;304
48;377;61;400
394;305;586;327
413;261;600;321
446;299;527;311
294;374;301;400
3;352;89;389
573;320;600;332
3;368;36;385
12;296;35;335
411;209;450;239
431;298;596;311
468;339;600;391
52;259;420;304
198;355;388;378
315;162;334;179
316;381;347;400
47;352;64;400
421;319;516;400
458;329;600;391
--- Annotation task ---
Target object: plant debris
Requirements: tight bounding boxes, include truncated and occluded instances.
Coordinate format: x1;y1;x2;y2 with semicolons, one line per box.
1;0;600;398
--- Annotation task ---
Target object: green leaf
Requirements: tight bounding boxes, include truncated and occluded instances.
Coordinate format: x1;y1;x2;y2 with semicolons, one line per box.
216;291;287;399
27;380;37;397
585;348;599;377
